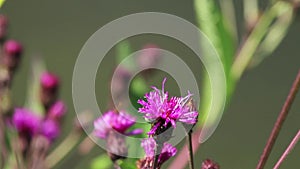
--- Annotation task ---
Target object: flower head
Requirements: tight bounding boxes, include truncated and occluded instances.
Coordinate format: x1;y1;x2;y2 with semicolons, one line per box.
201;159;220;169
40;119;60;141
12;108;41;137
3;40;23;57
138;78;198;135
47;100;67;120
94;110;142;139
137;138;177;169
40;72;59;90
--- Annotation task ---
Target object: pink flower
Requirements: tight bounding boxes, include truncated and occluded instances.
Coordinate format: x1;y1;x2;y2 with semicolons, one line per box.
138;78;198;135
138;138;177;168
48;100;67;120
3;40;23;57
94;110;143;139
40;72;59;90
12;108;41;137
40;119;60;141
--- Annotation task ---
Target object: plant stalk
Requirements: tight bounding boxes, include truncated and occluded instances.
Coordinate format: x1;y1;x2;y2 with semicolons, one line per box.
273;130;300;169
256;70;300;169
187;131;194;169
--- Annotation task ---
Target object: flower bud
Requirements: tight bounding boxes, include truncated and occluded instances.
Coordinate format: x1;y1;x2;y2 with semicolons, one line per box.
40;119;60;142
2;40;23;71
201;159;220;169
47;100;67;121
40;72;59;108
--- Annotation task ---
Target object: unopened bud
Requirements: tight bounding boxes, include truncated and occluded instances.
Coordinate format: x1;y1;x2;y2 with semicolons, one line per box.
2;40;23;71
202;159;220;169
0;15;8;41
40;72;59;108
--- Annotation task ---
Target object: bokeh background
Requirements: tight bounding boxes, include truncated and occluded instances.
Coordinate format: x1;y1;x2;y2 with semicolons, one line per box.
1;0;300;168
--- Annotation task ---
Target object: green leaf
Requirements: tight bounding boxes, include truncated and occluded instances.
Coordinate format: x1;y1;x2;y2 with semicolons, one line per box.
24;55;46;116
194;0;236;125
116;40;136;71
120;158;138;169
0;0;5;8
90;154;112;169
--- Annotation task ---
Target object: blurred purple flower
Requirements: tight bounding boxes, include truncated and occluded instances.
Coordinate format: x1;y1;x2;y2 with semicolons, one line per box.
40;72;59;90
0;15;8;40
40;119;60;141
138;78;198;135
3;40;23;70
12;108;41;137
3;40;23;57
201;159;220;169
138;44;161;69
47;100;67;120
94;110;142;139
138;138;177;168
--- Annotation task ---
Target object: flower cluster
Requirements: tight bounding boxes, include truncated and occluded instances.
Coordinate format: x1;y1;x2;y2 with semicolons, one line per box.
94;110;142;139
138;78;198;136
12;72;66;143
94;110;142;161
137;138;177;169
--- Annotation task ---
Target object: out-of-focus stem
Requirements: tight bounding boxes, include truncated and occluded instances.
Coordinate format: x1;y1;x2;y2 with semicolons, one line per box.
168;129;201;169
231;1;292;81
244;0;259;30
256;70;300;169
274;130;300;169
187;132;194;169
46;130;82;168
0;115;7;168
220;0;238;42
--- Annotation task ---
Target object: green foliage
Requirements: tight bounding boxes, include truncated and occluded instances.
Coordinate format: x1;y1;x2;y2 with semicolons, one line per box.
90;154;112;169
24;56;46;116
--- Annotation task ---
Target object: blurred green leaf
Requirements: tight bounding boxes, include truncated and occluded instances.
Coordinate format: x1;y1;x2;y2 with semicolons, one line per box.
90;154;112;169
120;158;137;169
130;77;147;97
0;0;5;8
194;0;235;125
116;40;136;71
251;3;293;67
24;55;46;116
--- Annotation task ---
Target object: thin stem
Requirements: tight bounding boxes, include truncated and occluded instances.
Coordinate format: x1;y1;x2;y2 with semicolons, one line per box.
168;129;201;169
45;130;82;168
153;143;162;169
231;1;292;81
113;162;121;169
0;115;8;168
256;70;300;169
187;131;194;169
273;130;300;169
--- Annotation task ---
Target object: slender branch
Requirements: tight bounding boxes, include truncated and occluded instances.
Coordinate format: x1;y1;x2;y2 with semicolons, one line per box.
45;130;82;168
187;131;194;169
231;1;292;81
273;130;300;169
168;129;201;169
256;70;300;169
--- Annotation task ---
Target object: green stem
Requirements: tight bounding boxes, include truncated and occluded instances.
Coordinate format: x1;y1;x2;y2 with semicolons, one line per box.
231;1;292;81
46;130;82;168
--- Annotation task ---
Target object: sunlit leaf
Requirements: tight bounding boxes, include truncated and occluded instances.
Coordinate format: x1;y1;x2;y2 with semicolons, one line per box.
24;55;46;116
90;154;112;169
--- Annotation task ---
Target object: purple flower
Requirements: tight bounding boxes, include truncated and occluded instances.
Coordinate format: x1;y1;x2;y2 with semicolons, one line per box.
138;44;161;69
40;119;60;141
12;108;41;137
40;72;59;90
138;78;198;135
138;138;177;168
48;100;67;120
94;110;143;139
3;40;23;57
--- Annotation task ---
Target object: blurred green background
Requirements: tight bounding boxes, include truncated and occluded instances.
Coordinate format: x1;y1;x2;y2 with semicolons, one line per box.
1;0;300;168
